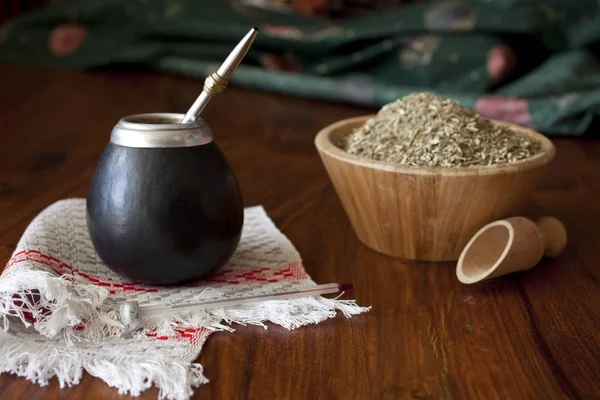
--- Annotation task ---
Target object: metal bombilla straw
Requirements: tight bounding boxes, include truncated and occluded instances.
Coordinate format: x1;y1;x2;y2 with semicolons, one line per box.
119;283;354;333
180;27;259;123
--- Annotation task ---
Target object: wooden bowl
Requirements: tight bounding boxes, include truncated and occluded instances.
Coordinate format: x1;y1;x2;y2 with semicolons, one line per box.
314;115;556;262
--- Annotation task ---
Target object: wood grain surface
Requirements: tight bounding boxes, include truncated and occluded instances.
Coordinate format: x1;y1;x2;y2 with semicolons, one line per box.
0;64;599;400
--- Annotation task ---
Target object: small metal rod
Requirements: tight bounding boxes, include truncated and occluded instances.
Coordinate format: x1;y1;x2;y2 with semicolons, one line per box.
119;283;353;331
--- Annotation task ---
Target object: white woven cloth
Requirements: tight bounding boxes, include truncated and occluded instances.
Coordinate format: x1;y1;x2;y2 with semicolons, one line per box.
0;198;369;399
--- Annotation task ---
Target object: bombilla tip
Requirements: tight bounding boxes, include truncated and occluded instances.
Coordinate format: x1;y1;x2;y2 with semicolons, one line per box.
252;26;259;31
339;283;354;292
181;26;259;124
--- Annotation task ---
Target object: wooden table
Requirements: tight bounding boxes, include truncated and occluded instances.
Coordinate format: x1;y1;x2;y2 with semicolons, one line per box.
0;64;598;399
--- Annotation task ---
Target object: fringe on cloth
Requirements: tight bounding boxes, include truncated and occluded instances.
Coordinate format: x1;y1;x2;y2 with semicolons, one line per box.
0;332;209;400
0;268;370;342
0;269;369;399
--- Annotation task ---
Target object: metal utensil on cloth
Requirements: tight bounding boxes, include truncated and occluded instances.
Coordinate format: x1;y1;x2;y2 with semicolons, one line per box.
119;283;353;332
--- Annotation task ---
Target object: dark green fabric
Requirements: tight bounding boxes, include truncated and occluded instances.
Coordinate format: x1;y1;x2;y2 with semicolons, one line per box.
1;0;599;136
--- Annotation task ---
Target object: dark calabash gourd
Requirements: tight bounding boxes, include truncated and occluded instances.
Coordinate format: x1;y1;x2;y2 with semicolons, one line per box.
86;113;244;285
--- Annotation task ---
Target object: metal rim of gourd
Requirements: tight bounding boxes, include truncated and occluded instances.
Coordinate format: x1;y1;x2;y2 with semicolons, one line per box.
110;113;214;149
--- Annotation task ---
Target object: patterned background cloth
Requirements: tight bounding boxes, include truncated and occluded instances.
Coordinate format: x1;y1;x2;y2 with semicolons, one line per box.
0;0;599;136
0;199;368;399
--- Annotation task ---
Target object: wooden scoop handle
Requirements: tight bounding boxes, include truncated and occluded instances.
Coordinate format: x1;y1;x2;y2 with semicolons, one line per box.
536;216;567;258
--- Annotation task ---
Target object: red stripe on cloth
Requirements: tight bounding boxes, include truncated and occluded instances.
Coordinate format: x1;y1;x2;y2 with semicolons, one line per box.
3;249;310;345
4;250;160;293
204;261;308;284
146;326;212;344
4;251;309;292
4;250;220;344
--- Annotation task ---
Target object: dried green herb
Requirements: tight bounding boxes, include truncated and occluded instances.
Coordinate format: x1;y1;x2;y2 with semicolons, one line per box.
337;92;542;167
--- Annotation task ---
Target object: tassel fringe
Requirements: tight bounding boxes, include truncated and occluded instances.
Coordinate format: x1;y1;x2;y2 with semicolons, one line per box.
0;332;208;400
0;269;370;398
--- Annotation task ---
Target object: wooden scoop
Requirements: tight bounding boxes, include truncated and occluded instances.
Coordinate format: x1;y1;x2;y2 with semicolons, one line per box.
456;216;567;284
